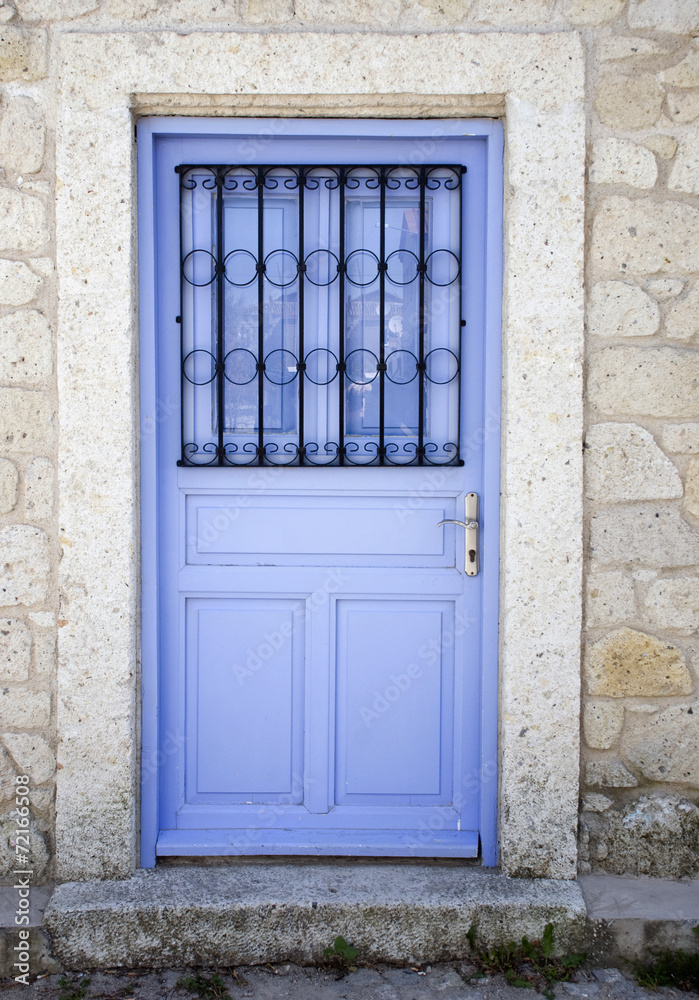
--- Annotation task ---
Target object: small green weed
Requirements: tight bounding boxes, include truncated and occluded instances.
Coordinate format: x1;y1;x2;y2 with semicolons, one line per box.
323;935;359;972
466;922;586;999
635;929;699;992
177;971;232;1000
58;975;92;1000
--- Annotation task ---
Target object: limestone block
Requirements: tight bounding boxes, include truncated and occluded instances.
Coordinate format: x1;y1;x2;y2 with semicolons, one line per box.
585;627;692;697
0;618;30;682
560;0;623;23
642;136;678;161
584;701;625;749
0;524;50;606
2;732;53;784
474;0;554;23
663;51;699;89
14;0;99;16
589;138;657;190
0;743;16;795
592;197;699;276
0;26;46;82
590;506;699;567
98;0;162;15
588;347;699;418
645;278;684;300
582;793;614;812
585;423;682;502
401;0;474;21
595;74;664;130
0;311;52;384
585;759;638;787
599;37;670;61
32;629;54;678
582;794;699;877
295;0;401;21
685;458;699;518
0;260;41;307
0;388;53;452
0;459;17;513
244;0;295;20
665;285;699;341
645;578;699;633
0;97;44;175
669;129;699;196
0;188;48;255
586;570;636;628
660;423;699;453
0;815;48;877
0;687;50;727
629;0;699;32
622;704;699;785
587;282;658;338
667;91;699;125
25;457;53;520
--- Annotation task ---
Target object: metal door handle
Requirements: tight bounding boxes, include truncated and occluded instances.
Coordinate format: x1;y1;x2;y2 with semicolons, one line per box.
437;493;479;576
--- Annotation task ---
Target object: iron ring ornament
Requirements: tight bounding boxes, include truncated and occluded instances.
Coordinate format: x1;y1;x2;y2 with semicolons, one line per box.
177;163;465;467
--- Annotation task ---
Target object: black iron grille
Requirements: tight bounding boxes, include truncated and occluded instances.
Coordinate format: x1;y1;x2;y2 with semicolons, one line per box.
177;164;465;467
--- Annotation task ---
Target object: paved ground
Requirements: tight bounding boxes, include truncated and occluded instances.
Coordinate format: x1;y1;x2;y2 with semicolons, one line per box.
1;964;697;1000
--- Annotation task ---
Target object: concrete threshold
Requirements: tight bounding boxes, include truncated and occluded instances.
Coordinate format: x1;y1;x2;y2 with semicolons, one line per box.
43;863;588;969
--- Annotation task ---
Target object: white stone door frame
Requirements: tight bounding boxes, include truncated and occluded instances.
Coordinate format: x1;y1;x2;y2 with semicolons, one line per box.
55;30;585;881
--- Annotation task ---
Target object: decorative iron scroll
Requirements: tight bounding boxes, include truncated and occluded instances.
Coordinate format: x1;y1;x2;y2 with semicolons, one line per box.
177;164;464;467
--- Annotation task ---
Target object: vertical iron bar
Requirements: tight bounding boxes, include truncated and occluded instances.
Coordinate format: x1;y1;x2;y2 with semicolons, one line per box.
378;167;386;465
215;167;225;465
178;168;185;465
418;166;426;467
338;167;346;465
298;167;305;465
257;166;264;465
457;167;465;465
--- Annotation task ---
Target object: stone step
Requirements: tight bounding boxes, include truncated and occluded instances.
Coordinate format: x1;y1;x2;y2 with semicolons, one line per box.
43;864;588;968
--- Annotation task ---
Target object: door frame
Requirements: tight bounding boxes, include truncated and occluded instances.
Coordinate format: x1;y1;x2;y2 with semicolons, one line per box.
137;116;504;867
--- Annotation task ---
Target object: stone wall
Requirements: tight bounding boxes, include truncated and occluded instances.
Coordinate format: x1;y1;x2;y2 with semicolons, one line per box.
0;0;697;881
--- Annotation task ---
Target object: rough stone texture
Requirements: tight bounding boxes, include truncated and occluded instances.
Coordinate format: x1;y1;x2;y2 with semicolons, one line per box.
686;458;699;518
667;91;699;125
660;422;699;453
474;0;555;25
0;310;52;384
669;128;699;196
595;75;664;130
645;278;684;300
591;197;699;276
587;282;659;338
0;259;41;306
581;795;699;877
644;578;699;633
662;50;699;89
0;388;53;452
590;507;699;567
560;0;624;25
583;701;625;749
0;96;45;174
622;704;699;785
0;187;49;254
0;687;50;728
32;628;55;678
0;815;48;878
14;0;99;17
585;570;636;628
642;135;678;160
629;0;699;32
245;0;295;21
584;628;692;697
0;26;47;82
589;139;657;189
0;458;17;513
588;347;699;418
598;36;669;61
584;423;682;502
2;731;54;784
582;793;614;812
43;865;588;968
665;284;699;340
25;457;54;520
585;759;638;787
0;617;31;682
0;524;50;606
